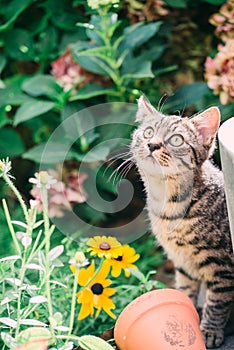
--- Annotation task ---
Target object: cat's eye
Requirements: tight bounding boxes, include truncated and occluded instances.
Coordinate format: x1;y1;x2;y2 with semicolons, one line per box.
143;127;154;139
168;134;184;147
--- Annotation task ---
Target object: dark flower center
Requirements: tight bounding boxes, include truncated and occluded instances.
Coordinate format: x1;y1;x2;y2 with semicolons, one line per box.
115;256;123;261
99;242;111;250
91;283;104;295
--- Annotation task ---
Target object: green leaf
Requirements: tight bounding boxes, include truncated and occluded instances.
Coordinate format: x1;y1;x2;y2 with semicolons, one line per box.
72;42;108;76
75;145;110;162
16;327;51;347
79;335;114;350
0;75;33;105
127;268;145;282
47;0;83;31
76;46;116;69
0;55;6;74
118;21;162;54
14;100;55;125
0;129;24;157
121;61;154;82
23;142;74;164
0;106;10;128
0;317;17;328
35;26;58;59
136;44;167;63
165;82;209;112
164;0;188;7
201;0;225;4
70;83;117;101
61;103;96;150
3;29;34;60
0;0;34;32
85;13;122;45
22;75;63;100
1;332;16;348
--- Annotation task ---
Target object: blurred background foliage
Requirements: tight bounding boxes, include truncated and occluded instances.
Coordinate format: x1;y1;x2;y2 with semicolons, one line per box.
1;0;234;255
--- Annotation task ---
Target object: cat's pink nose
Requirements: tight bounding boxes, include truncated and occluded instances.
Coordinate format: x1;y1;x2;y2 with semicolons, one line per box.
148;143;161;152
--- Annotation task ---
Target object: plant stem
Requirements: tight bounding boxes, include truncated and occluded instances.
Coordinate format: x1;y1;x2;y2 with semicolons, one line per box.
41;185;55;340
2;199;21;256
63;265;79;349
2;173;29;224
99;7;126;101
56;335;80;342
15;256;27;337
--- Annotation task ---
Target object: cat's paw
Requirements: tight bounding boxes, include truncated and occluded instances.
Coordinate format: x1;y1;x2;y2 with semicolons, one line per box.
201;327;224;348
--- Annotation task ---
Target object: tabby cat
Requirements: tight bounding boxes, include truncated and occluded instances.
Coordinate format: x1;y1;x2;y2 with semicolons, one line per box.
131;96;234;348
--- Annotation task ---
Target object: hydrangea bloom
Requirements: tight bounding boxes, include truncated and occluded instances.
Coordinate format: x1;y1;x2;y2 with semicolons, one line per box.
204;39;234;105
51;48;110;92
209;0;234;42
51;48;89;92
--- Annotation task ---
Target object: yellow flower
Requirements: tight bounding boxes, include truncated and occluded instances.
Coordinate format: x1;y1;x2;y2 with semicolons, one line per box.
87;235;122;259
75;262;116;320
105;245;140;278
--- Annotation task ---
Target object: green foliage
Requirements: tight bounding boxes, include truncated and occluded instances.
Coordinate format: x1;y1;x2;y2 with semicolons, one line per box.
1;0;234;348
0;164;164;349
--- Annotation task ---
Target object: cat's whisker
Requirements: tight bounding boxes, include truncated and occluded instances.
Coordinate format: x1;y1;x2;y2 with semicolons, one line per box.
158;93;169;113
108;157;135;184
107;150;132;162
119;162;135;179
103;151;132;177
114;162;135;185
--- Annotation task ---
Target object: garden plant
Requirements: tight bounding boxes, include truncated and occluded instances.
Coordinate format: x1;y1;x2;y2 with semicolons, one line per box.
1;0;234;349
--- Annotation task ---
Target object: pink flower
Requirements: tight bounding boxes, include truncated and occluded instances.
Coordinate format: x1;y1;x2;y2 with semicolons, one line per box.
205;39;234;105
51;47;110;92
30;169;87;218
51;48;86;92
209;0;234;42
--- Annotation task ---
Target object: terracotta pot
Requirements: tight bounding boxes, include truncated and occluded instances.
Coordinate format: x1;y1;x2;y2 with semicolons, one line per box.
114;288;206;350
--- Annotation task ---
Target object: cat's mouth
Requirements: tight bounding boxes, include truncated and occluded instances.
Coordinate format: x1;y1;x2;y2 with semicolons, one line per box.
146;152;170;167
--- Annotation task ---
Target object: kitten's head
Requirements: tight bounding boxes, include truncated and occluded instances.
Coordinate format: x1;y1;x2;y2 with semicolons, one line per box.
131;96;220;177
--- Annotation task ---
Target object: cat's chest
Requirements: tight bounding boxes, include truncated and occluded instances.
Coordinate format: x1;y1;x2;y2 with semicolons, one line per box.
148;208;200;274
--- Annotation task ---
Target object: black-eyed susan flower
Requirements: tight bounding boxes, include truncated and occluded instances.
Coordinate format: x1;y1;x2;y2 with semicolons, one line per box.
86;236;122;259
104;244;140;278
74;262;116;320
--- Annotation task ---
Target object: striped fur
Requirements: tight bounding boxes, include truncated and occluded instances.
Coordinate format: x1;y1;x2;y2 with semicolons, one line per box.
132;96;234;348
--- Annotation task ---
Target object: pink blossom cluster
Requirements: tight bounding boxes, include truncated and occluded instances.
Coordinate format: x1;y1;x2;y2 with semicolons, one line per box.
205;39;234;105
51;47;109;92
209;0;234;42
30;169;87;217
51;48;89;92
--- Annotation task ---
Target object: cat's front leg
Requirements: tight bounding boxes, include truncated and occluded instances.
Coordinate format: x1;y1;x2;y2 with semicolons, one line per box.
175;267;200;305
200;287;234;348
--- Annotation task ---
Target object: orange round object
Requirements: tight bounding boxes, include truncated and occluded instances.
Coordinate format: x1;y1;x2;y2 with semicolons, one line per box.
114;288;206;350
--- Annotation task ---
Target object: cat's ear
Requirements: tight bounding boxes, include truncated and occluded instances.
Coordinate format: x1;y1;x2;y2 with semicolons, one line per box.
136;96;157;121
191;107;220;148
